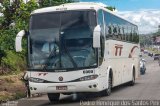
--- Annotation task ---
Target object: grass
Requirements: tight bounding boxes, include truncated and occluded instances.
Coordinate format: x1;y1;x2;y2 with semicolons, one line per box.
0;91;13;102
0;70;23;77
146;47;160;54
12;91;26;100
4;77;15;83
0;72;26;102
0;91;26;103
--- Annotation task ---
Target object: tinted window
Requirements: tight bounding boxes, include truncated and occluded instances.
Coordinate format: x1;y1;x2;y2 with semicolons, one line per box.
98;10;105;65
128;26;132;41
30;13;60;30
133;27;139;43
103;10;139;43
61;11;96;29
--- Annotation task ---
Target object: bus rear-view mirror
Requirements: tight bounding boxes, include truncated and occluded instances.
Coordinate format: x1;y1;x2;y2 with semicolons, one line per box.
15;30;26;52
93;25;101;48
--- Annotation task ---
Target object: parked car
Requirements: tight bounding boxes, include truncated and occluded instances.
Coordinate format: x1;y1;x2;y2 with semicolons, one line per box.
140;59;146;75
153;54;160;60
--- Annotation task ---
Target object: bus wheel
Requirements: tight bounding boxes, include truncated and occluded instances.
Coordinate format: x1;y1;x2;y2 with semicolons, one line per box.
47;93;60;102
105;76;112;96
129;70;135;86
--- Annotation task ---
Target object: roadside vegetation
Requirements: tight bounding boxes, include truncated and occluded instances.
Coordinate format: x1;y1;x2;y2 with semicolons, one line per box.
0;73;26;102
140;28;160;54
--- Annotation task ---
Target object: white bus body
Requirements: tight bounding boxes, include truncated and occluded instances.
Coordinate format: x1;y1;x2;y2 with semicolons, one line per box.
29;39;139;93
15;2;140;101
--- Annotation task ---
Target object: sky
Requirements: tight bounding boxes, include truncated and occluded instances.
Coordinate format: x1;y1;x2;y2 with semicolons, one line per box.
80;0;160;34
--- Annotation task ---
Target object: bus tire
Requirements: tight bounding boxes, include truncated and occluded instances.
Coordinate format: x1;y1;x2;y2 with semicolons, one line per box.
103;75;112;96
129;69;135;86
47;93;60;102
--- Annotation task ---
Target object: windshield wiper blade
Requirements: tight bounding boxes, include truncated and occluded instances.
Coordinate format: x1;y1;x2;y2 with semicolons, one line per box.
42;46;57;71
61;36;78;68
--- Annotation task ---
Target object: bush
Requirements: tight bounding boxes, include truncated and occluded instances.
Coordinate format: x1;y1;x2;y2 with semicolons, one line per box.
2;50;26;72
13;91;26;100
4;77;15;83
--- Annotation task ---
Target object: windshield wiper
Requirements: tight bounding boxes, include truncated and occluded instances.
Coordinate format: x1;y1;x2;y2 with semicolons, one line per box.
61;36;78;68
42;44;57;71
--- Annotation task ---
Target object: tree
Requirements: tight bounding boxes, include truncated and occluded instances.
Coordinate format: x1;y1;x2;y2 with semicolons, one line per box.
152;25;160;38
106;6;116;11
38;0;74;7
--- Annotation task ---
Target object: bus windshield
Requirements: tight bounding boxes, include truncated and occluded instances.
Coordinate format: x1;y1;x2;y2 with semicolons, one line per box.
29;10;97;71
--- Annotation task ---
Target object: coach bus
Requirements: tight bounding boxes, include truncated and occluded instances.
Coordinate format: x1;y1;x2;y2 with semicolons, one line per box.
15;2;140;102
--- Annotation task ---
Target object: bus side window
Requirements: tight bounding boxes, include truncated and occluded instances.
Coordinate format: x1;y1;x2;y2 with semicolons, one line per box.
117;26;120;39
128;26;132;42
104;11;113;39
121;26;125;41
99;36;105;65
129;26;133;42
126;26;130;41
120;25;124;40
124;26;127;41
105;25;109;39
108;24;113;38
113;24;118;39
98;9;105;65
136;28;139;43
133;27;139;43
97;10;105;37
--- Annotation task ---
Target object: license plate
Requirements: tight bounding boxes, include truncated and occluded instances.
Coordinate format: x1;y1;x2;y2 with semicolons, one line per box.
56;86;67;90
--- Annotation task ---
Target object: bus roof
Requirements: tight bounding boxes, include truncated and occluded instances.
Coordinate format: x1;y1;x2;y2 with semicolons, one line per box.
31;2;137;27
31;2;100;14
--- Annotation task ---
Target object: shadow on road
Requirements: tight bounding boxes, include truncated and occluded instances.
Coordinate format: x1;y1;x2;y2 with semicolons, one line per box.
34;83;141;106
37;93;101;106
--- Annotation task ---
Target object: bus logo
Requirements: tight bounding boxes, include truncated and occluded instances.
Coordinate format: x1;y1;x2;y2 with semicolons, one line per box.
59;76;63;81
115;44;123;56
129;46;139;58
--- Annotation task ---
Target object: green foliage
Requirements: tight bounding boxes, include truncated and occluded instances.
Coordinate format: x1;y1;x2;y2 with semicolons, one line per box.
153;31;160;37
13;91;26;100
14;0;39;30
1;50;26;72
152;25;160;37
39;0;74;7
139;35;152;47
106;6;116;11
0;0;32;72
0;29;17;50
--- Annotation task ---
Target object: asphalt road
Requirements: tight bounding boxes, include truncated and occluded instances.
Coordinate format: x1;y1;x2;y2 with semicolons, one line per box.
4;54;160;106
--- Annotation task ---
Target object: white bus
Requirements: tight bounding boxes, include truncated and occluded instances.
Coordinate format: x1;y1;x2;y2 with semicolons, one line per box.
15;2;140;102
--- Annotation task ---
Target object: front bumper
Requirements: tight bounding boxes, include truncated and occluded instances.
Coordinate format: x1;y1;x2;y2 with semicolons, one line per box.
29;78;104;94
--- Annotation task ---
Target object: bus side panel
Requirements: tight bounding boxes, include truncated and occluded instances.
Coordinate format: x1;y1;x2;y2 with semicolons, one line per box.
102;39;140;87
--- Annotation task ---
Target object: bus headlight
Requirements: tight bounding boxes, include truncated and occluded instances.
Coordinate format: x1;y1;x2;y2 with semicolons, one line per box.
29;77;45;83
79;75;98;81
